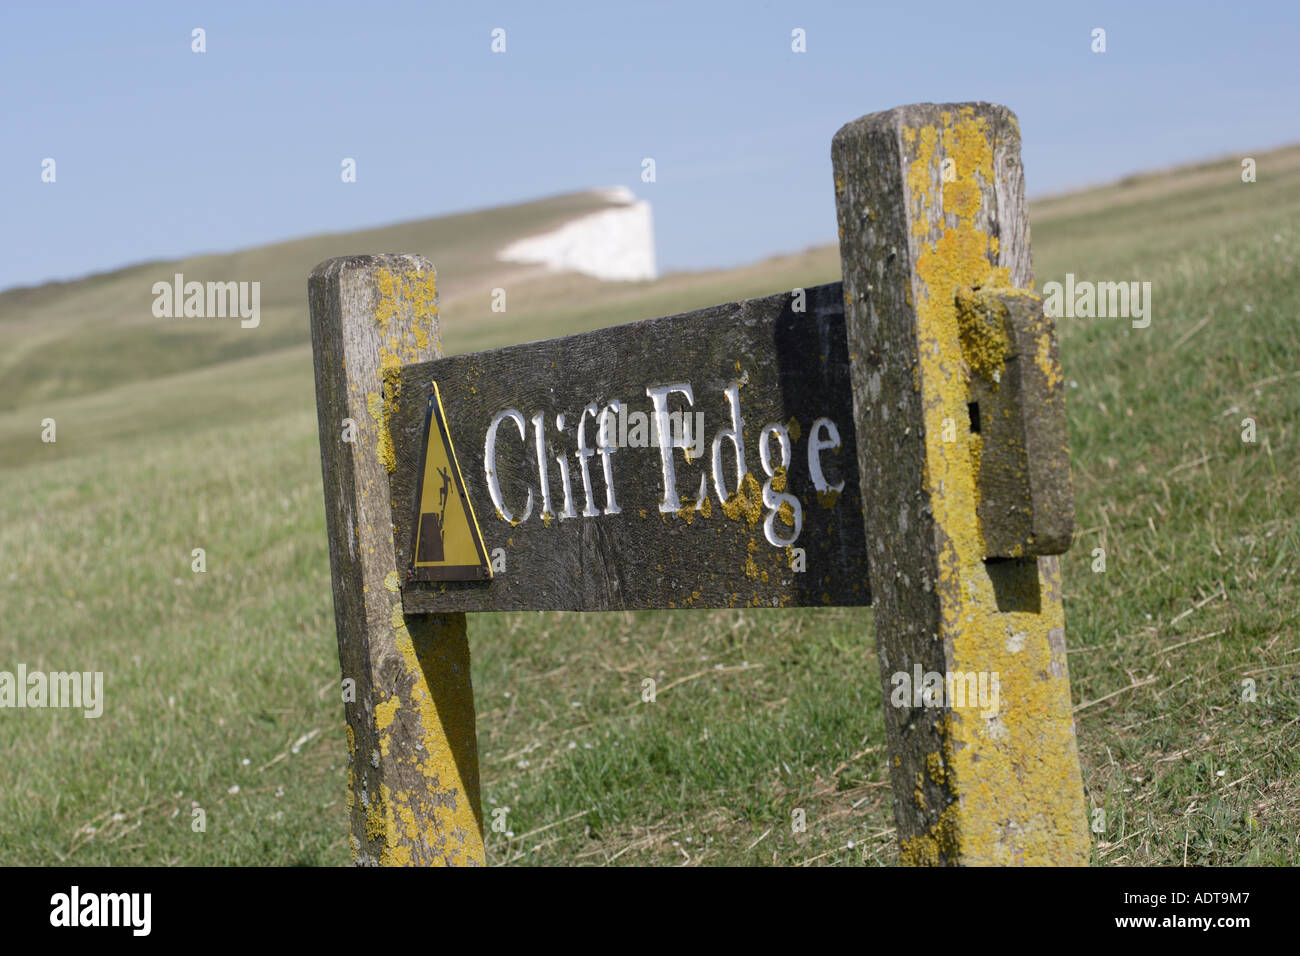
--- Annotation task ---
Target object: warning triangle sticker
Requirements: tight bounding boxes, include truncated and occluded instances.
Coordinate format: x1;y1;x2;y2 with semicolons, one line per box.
409;382;492;582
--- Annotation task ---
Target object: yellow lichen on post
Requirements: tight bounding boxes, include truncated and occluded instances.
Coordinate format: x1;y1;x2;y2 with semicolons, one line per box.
373;608;484;866
834;103;1089;866
955;292;1011;383
366;390;396;474
375;266;440;369
309;254;484;867
902;107;1089;865
369;267;484;867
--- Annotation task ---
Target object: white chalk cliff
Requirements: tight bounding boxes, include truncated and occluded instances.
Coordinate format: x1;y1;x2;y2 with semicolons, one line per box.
497;187;657;281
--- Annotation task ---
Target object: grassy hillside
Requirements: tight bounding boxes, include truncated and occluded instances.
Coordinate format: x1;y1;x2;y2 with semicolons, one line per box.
0;144;1296;866
0;191;620;417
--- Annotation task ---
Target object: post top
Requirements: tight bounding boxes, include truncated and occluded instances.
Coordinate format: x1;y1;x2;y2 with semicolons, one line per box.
309;253;436;284
832;101;1019;145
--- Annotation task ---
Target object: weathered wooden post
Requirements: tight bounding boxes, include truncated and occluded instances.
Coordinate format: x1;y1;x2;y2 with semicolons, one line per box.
308;255;484;866
832;103;1090;863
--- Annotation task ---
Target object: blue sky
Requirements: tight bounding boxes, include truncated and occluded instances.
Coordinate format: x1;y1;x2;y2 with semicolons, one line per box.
3;1;1297;292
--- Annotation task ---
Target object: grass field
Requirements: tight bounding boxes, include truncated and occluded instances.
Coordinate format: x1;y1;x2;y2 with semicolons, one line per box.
1;145;1297;866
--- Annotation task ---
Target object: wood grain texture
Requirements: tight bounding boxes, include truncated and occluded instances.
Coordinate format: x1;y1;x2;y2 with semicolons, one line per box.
833;103;1089;865
393;282;871;613
309;255;484;866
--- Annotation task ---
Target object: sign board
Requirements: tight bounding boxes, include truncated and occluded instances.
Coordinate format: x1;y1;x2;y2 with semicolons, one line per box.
390;282;870;613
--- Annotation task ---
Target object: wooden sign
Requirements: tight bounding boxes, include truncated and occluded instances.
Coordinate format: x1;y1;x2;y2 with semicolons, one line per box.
390;282;870;613
308;102;1092;868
